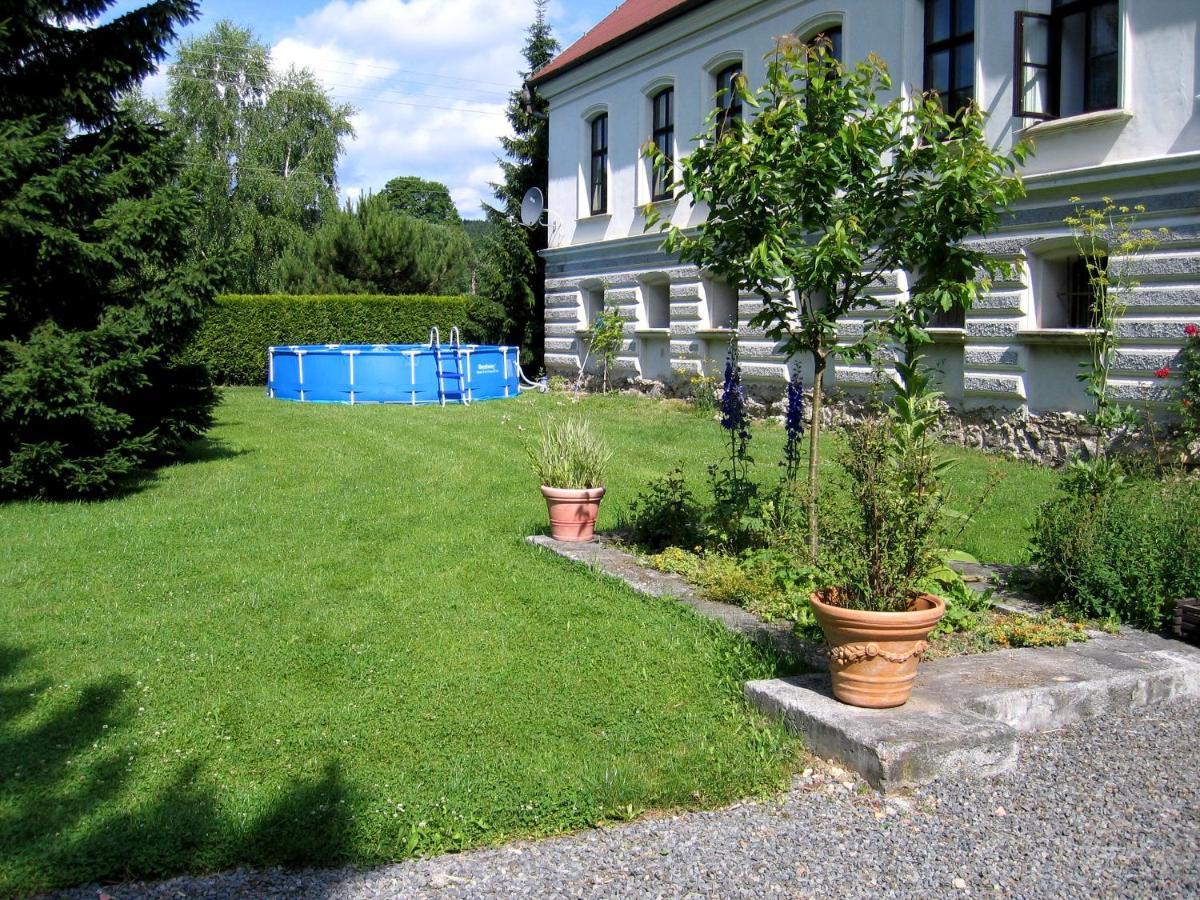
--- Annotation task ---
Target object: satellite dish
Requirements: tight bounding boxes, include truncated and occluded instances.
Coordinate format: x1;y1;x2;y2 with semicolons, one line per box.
520;187;545;228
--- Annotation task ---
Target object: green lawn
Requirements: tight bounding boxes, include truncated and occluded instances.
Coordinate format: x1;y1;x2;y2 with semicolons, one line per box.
0;388;1055;893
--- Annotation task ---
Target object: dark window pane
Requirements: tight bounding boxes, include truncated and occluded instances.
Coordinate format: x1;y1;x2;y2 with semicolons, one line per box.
955;0;974;36
827;25;843;62
1085;53;1118;111
1090;2;1119;55
926;0;950;43
929;48;950;92
953;44;974;90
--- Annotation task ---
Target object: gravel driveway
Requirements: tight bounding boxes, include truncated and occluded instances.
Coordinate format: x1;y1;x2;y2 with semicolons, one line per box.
57;696;1200;900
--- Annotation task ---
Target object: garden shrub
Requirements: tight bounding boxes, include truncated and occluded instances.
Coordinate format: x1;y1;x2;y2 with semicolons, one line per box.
186;294;474;385
1029;477;1200;630
624;468;705;552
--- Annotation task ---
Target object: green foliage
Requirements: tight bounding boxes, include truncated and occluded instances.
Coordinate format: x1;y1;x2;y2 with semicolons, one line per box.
476;223;537;363
983;614;1089;649
0;0;219;499
821;357;951;612
277;193;471;297
1029;476;1200;630
1062;197;1165;466
926;567;992;637
381;176;461;225
187;294;472;385
483;0;559;368
647;546;822;640
645;36;1027;556
1178;323;1200;444
624;468;705;552
585;305;625;392
683;372;719;417
525;416;611;489
167;21;354;294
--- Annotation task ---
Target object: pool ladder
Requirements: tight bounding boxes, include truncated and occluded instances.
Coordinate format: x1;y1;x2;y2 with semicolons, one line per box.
429;327;469;406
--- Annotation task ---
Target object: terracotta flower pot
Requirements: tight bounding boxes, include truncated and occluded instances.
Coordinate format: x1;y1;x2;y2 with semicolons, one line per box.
810;589;946;709
541;486;606;542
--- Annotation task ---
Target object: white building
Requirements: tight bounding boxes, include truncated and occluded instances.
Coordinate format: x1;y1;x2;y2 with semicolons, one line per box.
531;0;1200;449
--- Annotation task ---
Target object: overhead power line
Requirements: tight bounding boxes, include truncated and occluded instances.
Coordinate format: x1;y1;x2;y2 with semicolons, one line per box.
178;38;518;92
175;43;513;103
163;70;510;118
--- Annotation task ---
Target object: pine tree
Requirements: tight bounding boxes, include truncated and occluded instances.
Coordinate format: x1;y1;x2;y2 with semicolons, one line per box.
0;0;219;499
277;194;472;296
485;0;558;368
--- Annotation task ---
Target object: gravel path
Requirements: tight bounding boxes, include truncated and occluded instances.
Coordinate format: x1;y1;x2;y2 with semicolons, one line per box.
58;697;1200;900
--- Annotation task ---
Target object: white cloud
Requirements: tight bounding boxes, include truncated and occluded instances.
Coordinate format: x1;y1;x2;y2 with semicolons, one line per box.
268;0;540;218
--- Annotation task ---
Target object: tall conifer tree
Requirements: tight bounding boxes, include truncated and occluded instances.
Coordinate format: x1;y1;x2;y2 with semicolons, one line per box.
484;0;558;368
0;0;218;498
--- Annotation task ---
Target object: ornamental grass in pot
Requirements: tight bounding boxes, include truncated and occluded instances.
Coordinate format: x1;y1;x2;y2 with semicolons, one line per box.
813;358;948;708
527;415;612;542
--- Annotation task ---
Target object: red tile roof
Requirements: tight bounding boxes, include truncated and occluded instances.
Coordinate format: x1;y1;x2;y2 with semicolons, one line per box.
531;0;717;84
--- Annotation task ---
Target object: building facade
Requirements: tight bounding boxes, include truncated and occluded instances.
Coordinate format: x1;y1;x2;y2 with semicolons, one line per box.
531;0;1200;452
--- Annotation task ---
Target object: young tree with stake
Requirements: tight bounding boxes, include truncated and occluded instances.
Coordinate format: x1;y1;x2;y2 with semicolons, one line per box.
646;38;1027;556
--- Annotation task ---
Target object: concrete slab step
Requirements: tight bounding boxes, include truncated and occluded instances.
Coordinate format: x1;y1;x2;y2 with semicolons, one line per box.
745;631;1200;792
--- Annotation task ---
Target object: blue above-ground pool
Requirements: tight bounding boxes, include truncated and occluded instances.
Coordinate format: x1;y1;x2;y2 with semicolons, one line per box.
268;337;521;405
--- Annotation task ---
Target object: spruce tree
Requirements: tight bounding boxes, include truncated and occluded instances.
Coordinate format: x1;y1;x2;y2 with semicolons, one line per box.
0;0;219;499
485;0;558;368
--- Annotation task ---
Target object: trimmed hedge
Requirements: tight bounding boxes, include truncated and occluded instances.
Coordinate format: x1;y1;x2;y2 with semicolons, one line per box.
187;294;473;385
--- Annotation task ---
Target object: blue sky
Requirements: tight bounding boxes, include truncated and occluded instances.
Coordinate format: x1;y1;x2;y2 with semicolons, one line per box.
105;0;618;218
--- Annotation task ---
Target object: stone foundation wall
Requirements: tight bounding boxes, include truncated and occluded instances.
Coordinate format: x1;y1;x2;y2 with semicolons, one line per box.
602;374;1122;467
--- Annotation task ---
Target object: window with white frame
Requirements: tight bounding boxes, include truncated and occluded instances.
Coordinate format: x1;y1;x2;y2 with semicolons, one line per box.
1015;0;1120;120
924;0;975;117
651;87;675;201
588;113;608;216
715;62;743;135
1031;249;1106;329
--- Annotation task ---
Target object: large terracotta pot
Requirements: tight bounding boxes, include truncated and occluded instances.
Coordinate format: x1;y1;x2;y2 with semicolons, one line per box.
541;486;606;542
810;590;946;709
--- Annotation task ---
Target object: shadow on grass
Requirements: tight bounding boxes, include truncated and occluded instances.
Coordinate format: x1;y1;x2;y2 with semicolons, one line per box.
0;643;351;896
174;435;252;467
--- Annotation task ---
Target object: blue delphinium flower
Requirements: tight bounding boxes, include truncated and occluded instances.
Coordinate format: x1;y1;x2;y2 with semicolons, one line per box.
720;336;748;439
784;377;805;448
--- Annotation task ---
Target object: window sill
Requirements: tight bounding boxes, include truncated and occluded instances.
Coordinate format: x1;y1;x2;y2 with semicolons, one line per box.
927;327;966;344
577;212;612;223
1019;328;1100;346
696;328;736;339
635;327;671;337
640;198;678;212
1017;108;1132;138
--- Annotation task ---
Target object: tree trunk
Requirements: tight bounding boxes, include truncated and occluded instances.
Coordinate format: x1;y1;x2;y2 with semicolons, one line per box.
807;348;828;560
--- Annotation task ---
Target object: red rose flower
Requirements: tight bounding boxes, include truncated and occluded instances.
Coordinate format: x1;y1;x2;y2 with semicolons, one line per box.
1187;323;1199;337
1155;367;1171;379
